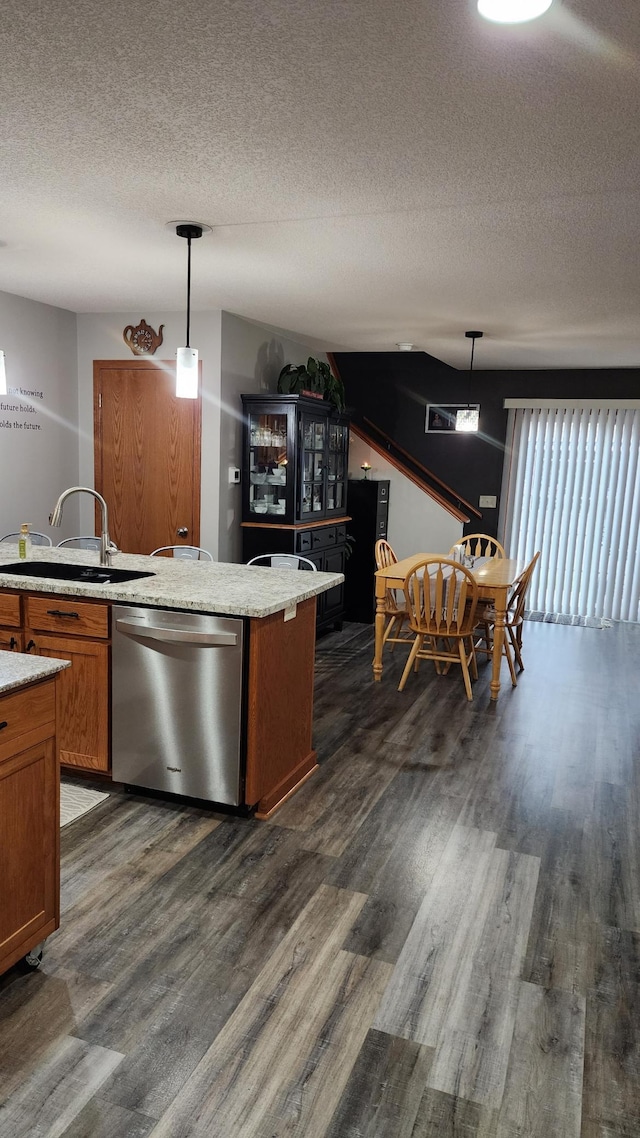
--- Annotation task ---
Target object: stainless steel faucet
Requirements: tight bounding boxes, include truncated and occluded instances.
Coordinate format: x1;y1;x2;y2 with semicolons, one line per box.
49;487;116;566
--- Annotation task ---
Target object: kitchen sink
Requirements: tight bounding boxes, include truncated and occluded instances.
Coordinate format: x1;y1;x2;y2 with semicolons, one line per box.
0;561;156;585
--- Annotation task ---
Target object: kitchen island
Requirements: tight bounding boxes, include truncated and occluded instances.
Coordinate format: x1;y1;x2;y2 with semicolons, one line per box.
0;547;343;817
0;651;70;975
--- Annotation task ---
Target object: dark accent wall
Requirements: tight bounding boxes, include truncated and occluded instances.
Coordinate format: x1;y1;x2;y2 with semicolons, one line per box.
334;352;640;538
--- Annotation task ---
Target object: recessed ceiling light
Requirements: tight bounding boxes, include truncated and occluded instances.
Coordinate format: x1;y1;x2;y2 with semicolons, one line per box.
477;0;553;24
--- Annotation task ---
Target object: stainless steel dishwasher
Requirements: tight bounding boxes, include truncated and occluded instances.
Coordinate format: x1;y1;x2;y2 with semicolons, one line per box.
111;605;244;805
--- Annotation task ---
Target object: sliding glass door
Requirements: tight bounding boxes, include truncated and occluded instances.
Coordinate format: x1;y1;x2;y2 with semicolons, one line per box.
502;405;640;622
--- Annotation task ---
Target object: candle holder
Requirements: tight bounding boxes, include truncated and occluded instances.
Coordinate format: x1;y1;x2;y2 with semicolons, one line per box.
360;462;372;480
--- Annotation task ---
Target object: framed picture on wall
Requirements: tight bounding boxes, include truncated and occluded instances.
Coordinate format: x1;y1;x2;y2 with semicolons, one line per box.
426;404;480;433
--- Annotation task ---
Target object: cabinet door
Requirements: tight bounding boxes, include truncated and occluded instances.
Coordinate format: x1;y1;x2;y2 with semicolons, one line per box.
27;633;110;772
0;735;58;971
245;405;291;521
323;547;346;623
300;413;326;519
326;421;348;516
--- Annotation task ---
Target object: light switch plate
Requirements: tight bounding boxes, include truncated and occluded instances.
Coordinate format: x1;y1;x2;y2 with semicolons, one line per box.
479;494;497;508
229;467;241;484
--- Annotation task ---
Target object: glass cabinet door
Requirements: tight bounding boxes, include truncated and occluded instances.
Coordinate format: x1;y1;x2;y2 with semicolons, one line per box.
301;414;325;518
248;410;289;518
327;421;348;515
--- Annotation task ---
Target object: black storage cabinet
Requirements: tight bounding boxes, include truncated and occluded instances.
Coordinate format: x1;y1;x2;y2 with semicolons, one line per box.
240;394;350;631
343;479;390;623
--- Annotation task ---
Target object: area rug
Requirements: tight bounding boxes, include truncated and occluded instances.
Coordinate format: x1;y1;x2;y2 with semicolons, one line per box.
525;610;612;629
60;783;110;828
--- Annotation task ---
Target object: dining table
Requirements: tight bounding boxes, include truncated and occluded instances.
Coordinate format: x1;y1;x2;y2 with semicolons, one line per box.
373;554;530;701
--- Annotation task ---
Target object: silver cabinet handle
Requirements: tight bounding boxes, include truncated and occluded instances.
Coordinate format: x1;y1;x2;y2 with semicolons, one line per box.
176;527;188;537
115;618;237;646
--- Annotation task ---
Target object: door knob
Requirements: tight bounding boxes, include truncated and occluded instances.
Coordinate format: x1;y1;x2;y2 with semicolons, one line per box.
177;527;188;537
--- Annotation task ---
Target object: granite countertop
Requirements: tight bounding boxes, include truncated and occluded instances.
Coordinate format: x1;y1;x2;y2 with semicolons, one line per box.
0;546;344;619
0;650;70;696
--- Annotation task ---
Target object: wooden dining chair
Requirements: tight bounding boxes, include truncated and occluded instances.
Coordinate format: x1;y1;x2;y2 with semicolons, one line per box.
450;534;505;658
374;539;412;650
448;533;506;562
475;551;541;685
399;557;480;699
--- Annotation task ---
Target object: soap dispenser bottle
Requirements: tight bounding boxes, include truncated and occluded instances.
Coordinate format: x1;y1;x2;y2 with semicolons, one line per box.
18;523;32;560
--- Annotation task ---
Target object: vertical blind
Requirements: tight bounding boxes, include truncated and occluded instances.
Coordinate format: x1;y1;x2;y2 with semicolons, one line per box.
503;406;640;622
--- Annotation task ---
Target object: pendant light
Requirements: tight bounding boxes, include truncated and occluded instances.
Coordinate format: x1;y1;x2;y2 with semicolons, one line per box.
478;0;552;23
455;331;482;433
0;350;6;396
175;223;203;399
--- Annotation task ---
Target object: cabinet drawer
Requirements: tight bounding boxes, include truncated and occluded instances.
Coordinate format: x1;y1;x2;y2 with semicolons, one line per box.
297;530;312;553
336;524;347;543
312;526;336;550
0;593;21;628
0;681;55;754
25;596;109;638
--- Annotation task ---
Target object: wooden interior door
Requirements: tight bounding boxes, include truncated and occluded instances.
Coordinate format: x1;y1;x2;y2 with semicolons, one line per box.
94;360;201;555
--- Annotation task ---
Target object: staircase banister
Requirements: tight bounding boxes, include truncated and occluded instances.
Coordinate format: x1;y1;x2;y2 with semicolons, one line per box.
349;423;471;523
361;418;483;519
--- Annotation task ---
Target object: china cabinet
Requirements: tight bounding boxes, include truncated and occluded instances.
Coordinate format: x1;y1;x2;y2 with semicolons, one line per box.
241;394;350;630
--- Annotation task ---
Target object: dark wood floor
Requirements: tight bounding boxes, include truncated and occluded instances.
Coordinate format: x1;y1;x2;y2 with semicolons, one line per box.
1;618;639;1137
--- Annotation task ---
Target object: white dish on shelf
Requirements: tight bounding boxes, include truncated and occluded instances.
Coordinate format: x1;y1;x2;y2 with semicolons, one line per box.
251;473;267;485
253;503;268;513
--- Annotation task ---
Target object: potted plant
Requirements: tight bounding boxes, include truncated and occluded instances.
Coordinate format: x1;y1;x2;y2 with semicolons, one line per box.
277;357;346;413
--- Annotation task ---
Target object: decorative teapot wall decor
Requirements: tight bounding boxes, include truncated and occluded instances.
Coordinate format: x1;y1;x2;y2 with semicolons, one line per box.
123;319;164;356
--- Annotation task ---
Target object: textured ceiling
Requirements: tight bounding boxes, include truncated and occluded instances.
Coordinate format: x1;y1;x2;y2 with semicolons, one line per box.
1;0;639;368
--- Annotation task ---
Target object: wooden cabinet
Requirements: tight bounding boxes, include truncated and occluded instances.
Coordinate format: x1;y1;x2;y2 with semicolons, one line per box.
23;594;111;773
0;678;59;975
0;591;23;652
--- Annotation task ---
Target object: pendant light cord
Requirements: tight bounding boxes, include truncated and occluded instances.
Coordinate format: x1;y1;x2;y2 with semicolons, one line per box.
185;235;192;349
464;330;483;410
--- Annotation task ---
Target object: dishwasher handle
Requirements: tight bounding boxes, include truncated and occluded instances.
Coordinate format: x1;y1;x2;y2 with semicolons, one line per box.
115;617;238;647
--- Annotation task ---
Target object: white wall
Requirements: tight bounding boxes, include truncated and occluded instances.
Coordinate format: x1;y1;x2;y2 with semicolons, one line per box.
0;290;80;542
76;310;222;555
348;433;463;559
0;293;342;562
218;312;331;563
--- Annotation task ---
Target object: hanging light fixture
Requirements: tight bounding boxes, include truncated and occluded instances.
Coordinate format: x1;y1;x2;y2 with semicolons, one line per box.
455;331;482;433
0;350;6;396
175;223;204;399
477;0;552;23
